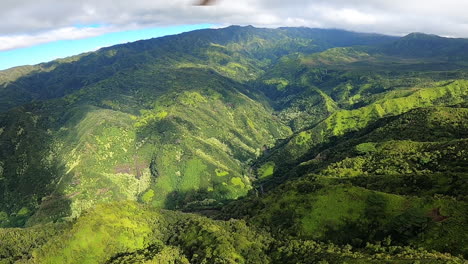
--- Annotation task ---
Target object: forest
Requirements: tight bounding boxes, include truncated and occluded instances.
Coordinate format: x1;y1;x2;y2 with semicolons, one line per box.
0;26;466;263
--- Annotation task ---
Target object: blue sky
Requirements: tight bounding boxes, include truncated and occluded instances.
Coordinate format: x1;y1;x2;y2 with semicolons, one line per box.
0;24;213;70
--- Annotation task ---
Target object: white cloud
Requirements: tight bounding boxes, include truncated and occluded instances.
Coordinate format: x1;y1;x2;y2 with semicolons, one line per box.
323;8;377;25
0;26;117;51
1;0;468;51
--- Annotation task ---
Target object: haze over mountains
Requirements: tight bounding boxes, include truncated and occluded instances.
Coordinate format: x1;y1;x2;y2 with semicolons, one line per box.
0;25;467;263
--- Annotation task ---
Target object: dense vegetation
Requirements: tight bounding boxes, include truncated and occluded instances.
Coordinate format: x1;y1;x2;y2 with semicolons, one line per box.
0;26;466;263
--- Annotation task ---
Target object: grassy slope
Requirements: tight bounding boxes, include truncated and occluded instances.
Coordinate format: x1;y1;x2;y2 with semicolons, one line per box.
222;106;468;258
1;201;464;264
12;68;290;226
260;80;467;176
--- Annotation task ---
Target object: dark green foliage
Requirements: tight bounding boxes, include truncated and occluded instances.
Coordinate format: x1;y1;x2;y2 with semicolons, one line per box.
169;217;271;264
0;109;66;227
0;223;68;263
348;173;468;200
106;243;166;264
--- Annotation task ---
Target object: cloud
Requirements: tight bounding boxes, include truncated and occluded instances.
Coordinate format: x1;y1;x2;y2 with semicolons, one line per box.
1;0;468;51
0;26;117;51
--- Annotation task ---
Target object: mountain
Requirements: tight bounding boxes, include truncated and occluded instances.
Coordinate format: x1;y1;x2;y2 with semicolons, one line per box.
0;26;396;113
379;32;468;60
0;25;466;263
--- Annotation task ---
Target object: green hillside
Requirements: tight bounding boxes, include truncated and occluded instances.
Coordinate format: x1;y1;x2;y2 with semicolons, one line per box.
223;106;467;256
0;26;466;263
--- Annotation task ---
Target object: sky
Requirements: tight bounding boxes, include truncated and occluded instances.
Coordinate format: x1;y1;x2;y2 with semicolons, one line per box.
1;0;468;70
